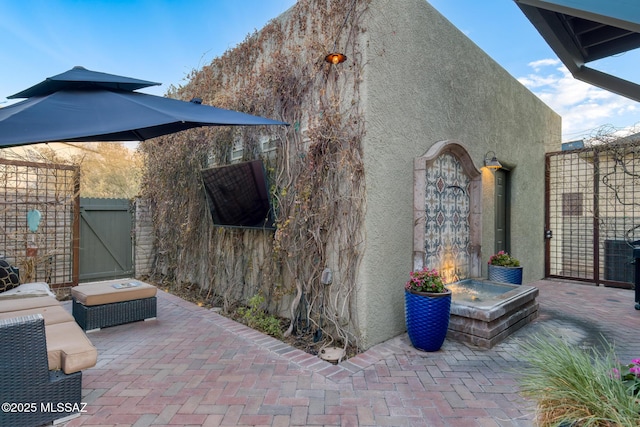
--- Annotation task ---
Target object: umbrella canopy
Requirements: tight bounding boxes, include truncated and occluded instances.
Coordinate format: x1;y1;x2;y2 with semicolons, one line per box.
0;66;287;148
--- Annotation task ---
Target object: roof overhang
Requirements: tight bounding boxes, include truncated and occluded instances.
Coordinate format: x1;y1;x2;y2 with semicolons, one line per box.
514;0;640;102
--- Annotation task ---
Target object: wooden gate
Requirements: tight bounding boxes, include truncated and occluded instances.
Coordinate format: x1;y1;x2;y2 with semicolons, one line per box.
545;140;640;288
79;198;133;282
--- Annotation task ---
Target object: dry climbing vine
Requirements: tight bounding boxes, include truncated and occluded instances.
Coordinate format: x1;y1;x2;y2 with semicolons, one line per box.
140;0;369;353
585;125;640;245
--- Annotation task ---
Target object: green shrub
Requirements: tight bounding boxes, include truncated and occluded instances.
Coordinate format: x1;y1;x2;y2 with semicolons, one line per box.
518;333;640;426
238;294;283;339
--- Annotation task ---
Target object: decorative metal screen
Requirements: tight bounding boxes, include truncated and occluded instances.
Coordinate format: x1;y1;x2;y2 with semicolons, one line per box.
546;141;640;288
0;159;80;287
424;153;471;283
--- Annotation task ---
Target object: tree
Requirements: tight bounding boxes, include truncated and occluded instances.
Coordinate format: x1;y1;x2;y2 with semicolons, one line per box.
77;142;142;199
2;142;143;199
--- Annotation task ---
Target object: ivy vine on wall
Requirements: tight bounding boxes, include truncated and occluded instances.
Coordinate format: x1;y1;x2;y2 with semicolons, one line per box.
140;0;369;352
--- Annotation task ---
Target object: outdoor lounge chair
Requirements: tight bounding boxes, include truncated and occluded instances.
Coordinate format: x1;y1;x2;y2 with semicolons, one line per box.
0;314;85;427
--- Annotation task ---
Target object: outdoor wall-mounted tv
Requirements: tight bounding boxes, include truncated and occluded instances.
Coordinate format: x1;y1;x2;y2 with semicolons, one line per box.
201;159;275;230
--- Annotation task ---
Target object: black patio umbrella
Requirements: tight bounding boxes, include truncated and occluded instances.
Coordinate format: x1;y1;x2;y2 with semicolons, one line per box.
0;66;287;147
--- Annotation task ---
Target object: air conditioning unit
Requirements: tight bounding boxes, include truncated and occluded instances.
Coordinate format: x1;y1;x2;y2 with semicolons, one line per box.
604;239;635;284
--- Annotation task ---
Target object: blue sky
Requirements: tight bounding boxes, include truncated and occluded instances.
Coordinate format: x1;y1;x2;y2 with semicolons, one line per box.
1;0;638;142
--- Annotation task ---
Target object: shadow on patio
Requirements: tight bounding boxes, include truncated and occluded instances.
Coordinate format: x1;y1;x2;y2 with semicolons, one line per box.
61;279;639;426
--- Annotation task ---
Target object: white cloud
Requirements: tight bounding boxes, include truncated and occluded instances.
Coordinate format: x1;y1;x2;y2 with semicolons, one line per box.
527;58;561;72
517;74;558;88
517;60;639;141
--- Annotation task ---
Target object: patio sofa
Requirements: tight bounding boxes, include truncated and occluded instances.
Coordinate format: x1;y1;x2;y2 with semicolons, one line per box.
0;282;98;427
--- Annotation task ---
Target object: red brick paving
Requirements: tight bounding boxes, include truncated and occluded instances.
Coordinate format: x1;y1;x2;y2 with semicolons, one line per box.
56;279;640;426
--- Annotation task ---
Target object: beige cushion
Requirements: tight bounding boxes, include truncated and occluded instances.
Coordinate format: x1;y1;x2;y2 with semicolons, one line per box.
0;296;60;313
72;280;157;306
0;282;55;299
45;322;98;374
0;304;73;325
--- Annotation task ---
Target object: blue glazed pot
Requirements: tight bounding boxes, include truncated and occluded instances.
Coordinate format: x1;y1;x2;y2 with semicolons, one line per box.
405;289;451;352
488;264;523;285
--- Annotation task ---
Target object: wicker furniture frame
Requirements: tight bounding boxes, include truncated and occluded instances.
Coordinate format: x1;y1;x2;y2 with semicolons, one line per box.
72;296;157;331
0;314;82;427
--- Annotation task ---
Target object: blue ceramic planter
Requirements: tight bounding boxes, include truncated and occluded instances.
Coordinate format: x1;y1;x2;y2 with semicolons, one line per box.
487;264;523;285
405;289;451;352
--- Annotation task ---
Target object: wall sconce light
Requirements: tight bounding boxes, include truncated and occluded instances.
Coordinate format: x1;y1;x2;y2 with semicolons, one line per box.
325;52;347;65
484;151;502;170
324;0;356;65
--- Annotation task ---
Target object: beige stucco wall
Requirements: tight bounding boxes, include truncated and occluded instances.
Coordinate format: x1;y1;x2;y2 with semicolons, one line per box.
356;0;561;348
156;0;561;350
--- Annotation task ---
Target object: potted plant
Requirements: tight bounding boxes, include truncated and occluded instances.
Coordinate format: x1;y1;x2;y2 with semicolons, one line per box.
404;267;451;352
487;251;523;285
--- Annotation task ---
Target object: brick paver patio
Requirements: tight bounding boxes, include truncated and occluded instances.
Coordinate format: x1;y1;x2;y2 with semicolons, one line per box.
60;279;640;426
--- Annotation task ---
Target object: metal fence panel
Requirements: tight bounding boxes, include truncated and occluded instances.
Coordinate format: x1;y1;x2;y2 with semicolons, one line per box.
546;142;640;288
0;159;79;287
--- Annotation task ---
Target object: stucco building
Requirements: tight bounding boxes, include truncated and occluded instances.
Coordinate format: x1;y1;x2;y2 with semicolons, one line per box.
354;0;559;347
143;0;561;350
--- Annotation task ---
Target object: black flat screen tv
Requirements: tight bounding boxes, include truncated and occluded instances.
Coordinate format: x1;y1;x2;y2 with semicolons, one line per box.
201;159;275;230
